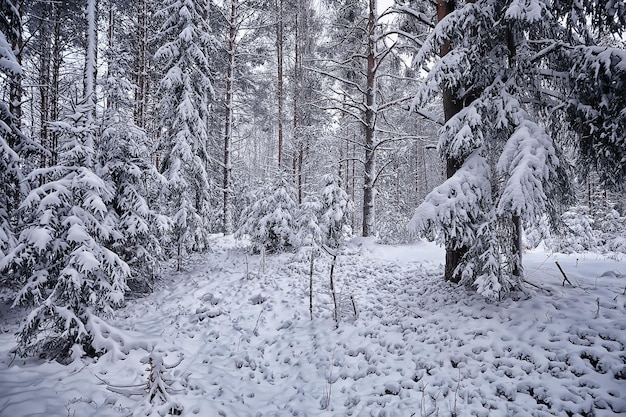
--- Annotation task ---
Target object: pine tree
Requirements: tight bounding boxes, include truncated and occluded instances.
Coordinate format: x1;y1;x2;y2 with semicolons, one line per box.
294;196;324;251
154;0;215;269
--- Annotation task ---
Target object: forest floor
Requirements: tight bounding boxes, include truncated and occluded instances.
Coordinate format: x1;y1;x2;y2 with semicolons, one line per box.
1;235;625;417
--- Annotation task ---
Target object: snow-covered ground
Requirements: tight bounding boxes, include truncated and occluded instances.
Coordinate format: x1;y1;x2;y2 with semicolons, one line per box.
1;236;625;416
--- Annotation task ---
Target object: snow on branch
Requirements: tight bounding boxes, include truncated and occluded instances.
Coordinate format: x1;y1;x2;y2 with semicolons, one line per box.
408;150;491;248
438;100;484;162
504;0;545;23
496;120;558;223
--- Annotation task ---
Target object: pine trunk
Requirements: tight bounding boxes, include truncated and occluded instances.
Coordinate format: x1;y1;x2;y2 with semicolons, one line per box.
134;0;148;128
8;0;24;126
362;0;376;237
50;6;62;166
84;0;98;118
293;3;302;203
222;0;237;234
38;11;51;166
276;0;284;168
438;0;465;283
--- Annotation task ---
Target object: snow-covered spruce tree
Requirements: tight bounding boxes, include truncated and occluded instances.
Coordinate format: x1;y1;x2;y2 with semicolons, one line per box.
294;196;324;252
98;16;167;293
545;205;597;253
1;0;131;361
408;1;577;298
567;45;626;189
0;31;37;262
318;174;353;248
1;19;43;266
552;1;626;190
236;176;299;254
154;0;215;270
2;99;130;361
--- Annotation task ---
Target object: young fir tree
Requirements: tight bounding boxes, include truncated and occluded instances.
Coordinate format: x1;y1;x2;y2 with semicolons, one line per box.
0;31;26;260
236;175;299;254
98;6;167;292
318;174;353;248
294;196;324;251
154;0;215;269
1;0;130;361
3;98;131;360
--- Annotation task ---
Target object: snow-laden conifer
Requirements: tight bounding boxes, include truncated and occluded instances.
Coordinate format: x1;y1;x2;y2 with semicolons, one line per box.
409;0;578;298
567;46;626;188
98;36;167;292
0;31;24;259
237;176;298;254
409;151;492;251
294;197;324;251
545;206;596;254
2;100;129;361
1;30;42;257
318;174;353;248
154;0;215;268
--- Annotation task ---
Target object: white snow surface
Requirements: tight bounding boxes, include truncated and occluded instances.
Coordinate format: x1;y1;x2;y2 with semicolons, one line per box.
1;235;625;416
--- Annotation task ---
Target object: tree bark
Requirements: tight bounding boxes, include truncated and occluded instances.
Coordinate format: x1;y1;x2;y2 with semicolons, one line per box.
222;0;237;234
49;4;62;166
438;0;466;283
7;0;24;126
362;0;377;237
507;22;523;279
38;8;51;166
276;0;284;168
84;0;98;118
134;0;148;128
293;2;301;202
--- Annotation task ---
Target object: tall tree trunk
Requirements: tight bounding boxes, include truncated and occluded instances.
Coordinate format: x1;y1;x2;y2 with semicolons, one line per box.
106;2;114;110
222;0;237;234
7;0;24;126
84;0;98;118
438;0;465;283
362;0;376;237
135;0;148;128
276;0;284;168
293;2;301;202
507;22;523;279
38;10;51;166
49;4;62;166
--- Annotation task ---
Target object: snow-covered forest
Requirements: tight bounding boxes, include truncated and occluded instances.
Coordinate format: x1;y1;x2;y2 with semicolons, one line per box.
1;0;625;416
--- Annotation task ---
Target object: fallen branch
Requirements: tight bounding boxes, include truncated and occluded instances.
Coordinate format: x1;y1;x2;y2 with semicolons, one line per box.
555;261;573;286
392;304;422;318
522;279;552;294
